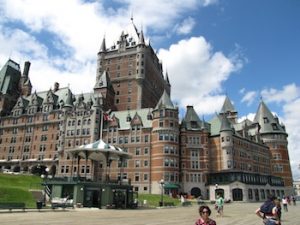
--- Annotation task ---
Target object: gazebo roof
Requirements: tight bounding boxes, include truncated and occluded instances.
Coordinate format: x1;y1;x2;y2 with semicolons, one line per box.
66;139;131;161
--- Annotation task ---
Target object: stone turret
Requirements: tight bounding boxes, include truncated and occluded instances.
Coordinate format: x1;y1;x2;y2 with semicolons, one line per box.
254;100;293;189
220;114;234;170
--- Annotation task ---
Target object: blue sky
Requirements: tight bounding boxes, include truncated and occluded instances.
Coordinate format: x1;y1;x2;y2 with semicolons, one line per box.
0;0;300;180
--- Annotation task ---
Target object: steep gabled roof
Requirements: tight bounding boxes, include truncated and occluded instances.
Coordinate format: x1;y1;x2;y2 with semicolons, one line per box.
154;90;175;110
253;100;286;134
181;106;209;131
63;88;75;108
13;96;29;109
28;91;43;106
0;59;21;94
94;70;113;90
44;89;58;105
99;36;106;53
109;108;153;130
220;96;236;113
220;114;233;132
131;112;143;126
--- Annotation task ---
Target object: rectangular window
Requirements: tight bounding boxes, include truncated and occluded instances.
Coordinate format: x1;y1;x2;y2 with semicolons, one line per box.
135;160;140;167
135;148;140;155
144;160;148;167
144;173;148;181
135;173;139;182
144;135;149;143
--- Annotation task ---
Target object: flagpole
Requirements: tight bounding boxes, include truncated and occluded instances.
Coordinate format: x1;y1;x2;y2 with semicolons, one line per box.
100;109;103;140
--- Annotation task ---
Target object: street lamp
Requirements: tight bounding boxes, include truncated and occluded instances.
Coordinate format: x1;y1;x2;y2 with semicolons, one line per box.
215;183;218;200
41;167;51;206
159;179;165;207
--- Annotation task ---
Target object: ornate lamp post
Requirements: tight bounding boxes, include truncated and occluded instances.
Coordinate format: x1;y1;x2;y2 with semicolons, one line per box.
215;183;218;199
41;167;52;206
159;179;165;207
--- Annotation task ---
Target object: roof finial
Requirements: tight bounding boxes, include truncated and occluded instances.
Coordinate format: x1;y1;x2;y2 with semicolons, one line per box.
131;11;134;22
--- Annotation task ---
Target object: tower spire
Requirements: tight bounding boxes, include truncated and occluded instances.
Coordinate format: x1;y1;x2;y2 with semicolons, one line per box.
99;36;106;53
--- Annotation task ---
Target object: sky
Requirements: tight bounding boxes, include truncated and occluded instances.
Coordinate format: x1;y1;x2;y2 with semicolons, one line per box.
0;0;299;180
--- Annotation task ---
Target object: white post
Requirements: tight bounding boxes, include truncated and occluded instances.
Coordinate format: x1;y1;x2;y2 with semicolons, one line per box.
100;108;103;140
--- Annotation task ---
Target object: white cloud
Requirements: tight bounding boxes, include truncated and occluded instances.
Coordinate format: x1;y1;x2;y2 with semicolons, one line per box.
0;0;219;95
241;90;257;106
174;17;196;35
158;36;242;115
261;83;300;104
0;26;48;61
237;113;256;123
282;98;300;180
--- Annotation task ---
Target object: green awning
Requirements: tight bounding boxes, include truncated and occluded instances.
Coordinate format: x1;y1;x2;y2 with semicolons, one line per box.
164;183;180;189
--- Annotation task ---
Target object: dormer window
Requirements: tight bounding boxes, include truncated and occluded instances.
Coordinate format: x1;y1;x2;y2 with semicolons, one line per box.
147;113;152;120
263;117;269;123
272;123;279;130
191;121;197;128
159;110;164;118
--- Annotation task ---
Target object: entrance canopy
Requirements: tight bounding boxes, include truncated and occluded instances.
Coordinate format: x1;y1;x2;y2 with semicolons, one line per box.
66;139;131;161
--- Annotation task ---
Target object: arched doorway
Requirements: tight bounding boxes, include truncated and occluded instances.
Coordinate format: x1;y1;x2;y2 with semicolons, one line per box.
232;188;243;201
13;165;21;172
191;187;202;198
23;166;29;172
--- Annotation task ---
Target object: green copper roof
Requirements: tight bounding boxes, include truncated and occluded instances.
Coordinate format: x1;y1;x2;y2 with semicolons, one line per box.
154;90;175;110
220;114;233;132
110;108;153;130
181;106;209;131
94;70;114;92
220;96;236;113
0;59;21;94
209;114;222;136
253;100;286;134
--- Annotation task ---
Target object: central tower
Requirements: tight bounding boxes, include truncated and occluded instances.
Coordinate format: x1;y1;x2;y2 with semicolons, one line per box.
94;20;170;111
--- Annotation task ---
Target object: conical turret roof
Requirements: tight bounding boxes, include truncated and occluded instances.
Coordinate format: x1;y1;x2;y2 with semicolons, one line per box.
99;36;106;53
253;100;286;134
221;96;236;113
181;105;203;130
154;90;175;110
220;114;233;132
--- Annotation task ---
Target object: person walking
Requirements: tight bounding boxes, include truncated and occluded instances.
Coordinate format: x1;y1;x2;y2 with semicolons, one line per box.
195;205;216;225
255;195;280;225
292;195;296;206
215;194;224;217
274;198;281;224
282;196;288;212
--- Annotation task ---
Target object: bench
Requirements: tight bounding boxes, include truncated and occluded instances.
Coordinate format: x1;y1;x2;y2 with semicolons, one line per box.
51;198;74;209
0;202;26;212
182;201;192;207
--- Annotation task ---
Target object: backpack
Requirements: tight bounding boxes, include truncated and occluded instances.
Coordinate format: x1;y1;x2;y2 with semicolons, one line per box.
260;200;275;214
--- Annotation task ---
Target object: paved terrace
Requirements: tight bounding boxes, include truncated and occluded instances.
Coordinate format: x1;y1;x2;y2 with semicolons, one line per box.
0;202;299;225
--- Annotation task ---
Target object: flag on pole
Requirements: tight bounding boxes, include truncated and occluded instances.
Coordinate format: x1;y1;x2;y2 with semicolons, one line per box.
103;113;113;121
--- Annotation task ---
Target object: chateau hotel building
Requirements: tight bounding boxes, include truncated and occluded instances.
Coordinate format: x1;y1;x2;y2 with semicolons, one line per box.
0;22;293;201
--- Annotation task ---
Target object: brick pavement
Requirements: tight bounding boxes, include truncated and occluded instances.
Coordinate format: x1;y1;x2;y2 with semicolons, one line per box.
0;202;299;225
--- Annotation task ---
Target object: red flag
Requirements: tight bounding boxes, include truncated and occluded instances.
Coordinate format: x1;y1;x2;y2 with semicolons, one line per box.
103;113;113;121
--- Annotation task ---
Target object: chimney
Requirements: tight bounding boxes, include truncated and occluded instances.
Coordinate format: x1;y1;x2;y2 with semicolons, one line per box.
23;61;31;77
54;82;59;92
